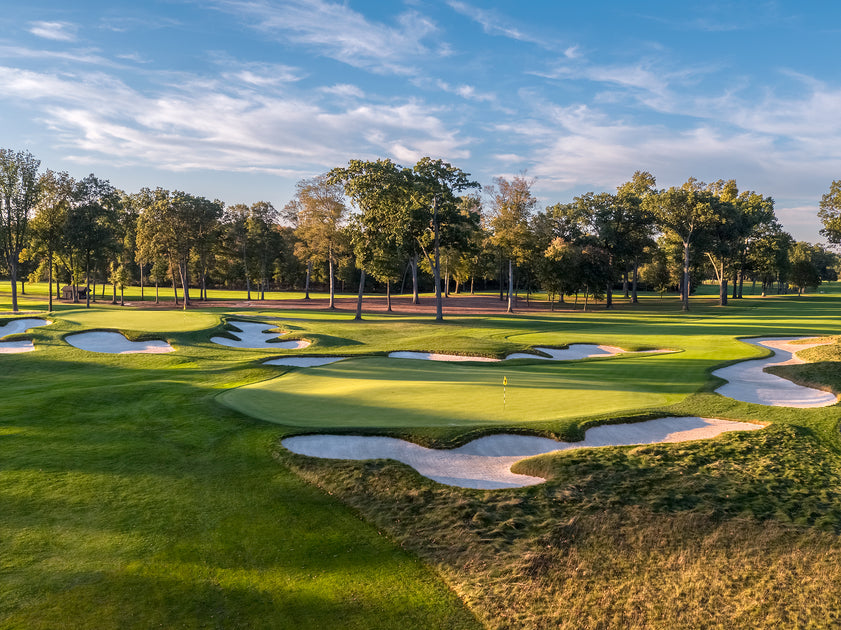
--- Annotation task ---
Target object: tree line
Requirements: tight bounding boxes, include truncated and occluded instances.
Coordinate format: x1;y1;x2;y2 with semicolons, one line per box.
1;147;838;318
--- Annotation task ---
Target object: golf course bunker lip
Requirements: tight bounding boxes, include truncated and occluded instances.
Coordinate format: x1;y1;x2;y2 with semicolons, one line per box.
264;356;347;367
713;337;838;407
388;345;672;363
211;320;310;349
282;416;764;489
65;331;174;354
0;318;52;354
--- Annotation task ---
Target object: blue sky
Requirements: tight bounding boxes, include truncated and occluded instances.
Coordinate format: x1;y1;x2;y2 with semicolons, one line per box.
1;1;840;241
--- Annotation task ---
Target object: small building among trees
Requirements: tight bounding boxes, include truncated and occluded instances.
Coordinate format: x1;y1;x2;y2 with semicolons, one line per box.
61;285;88;301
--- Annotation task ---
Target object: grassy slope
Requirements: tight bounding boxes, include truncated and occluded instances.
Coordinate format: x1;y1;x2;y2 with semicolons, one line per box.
0;313;479;629
3;283;841;628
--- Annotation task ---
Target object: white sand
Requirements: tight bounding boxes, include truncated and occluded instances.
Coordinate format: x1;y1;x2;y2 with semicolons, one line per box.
713;337;837;407
388;351;500;362
282;416;763;489
211;320;310;349
66;331;174;354
265;356;347;367
389;344;672;363
505;344;627;361
0;318;51;354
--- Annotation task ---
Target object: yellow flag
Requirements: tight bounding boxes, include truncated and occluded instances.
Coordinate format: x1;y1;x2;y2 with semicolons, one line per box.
503;376;508;386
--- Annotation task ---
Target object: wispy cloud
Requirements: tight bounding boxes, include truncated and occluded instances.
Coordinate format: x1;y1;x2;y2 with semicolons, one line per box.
446;0;543;46
436;80;495;102
0;44;116;67
209;0;440;75
0;63;469;175
28;21;77;42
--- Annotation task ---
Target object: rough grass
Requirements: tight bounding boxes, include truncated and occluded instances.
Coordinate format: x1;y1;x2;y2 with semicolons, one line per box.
283;423;841;629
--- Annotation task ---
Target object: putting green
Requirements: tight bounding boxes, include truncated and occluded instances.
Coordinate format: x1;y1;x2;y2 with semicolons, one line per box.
57;308;219;332
220;353;702;428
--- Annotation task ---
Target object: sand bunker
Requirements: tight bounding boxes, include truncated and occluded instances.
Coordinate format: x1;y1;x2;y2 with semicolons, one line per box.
283;416;763;489
389;345;671;363
265;357;346;367
0;318;51;354
66;331;174;354
713;337;837;407
211;321;310;349
388;351;499;362
505;344;630;361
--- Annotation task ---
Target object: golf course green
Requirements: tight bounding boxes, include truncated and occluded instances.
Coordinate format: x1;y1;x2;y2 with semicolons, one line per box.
3;284;841;628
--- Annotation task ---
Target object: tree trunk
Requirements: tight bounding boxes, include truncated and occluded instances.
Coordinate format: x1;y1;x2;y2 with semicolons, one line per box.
120;286;125;306
139;263;144;301
738;272;745;298
328;250;335;309
170;259;179;306
179;260;190;309
470;275;474;295
354;269;366;321
433;200;444;322
682;241;690;311
155;281;159;304
507;258;514;313
8;257;19;312
499;260;504;301
584;286;589;312
304;260;312;299
47;253;53;312
386;279;392;312
444;268;450;298
411;254;420;305
242;240;251;300
85;258;91;308
605;281;613;308
732;268;738;300
632;257;640;304
623;266;629;299
112;277;117;304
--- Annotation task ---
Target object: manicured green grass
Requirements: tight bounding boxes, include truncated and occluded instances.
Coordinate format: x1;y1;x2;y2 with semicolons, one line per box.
222;354;691;429
3;282;841;628
0;315;479;629
57;305;222;333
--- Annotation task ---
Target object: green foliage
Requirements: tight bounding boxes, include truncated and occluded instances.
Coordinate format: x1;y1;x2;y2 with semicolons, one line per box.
819;179;841;246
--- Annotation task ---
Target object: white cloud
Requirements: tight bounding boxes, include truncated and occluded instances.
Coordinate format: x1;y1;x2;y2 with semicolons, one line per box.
28;21;77;42
435;80;495;102
0;44;114;66
0;64;469;176
446;0;543;46
320;84;365;99
210;0;440;75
